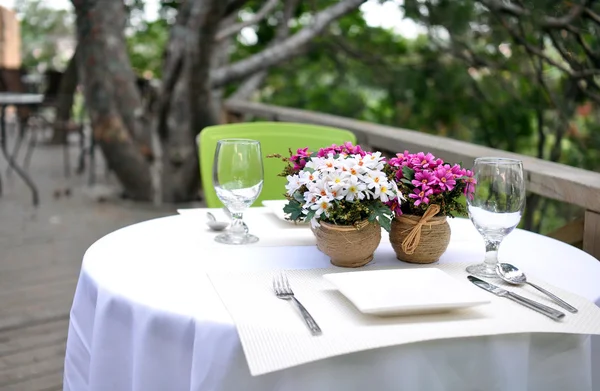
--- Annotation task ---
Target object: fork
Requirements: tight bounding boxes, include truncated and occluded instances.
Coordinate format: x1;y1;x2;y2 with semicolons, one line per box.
273;273;322;336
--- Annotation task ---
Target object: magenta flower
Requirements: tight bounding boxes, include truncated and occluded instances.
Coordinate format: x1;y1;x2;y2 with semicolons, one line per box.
317;146;336;157
296;147;310;157
409;187;433;206
388;151;411;167
384;149;476;216
410;152;436;169
449;164;466;178
342;142;366;156
387;198;403;216
434;166;456;191
463;169;476;199
412;171;437;189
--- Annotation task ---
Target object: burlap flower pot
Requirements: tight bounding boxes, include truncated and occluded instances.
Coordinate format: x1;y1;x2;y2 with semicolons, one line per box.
311;220;381;268
389;206;451;264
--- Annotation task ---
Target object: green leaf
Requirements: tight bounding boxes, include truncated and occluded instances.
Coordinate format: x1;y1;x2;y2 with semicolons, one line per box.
378;213;392;232
283;201;303;221
293;191;305;203
402;166;415;181
400;178;413;185
304;208;317;223
367;211;377;222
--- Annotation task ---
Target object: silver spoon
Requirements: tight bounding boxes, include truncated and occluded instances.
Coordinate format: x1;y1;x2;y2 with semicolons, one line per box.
496;263;578;313
206;212;229;231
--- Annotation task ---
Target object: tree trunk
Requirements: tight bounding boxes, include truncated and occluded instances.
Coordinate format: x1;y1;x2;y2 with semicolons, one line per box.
155;0;227;203
72;0;365;203
50;46;79;144
72;0;152;200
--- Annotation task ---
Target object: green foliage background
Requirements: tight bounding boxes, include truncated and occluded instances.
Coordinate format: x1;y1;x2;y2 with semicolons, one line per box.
16;0;599;235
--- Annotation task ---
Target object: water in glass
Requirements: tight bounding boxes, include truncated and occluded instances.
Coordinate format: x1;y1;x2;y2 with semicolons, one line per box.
466;158;526;278
213;139;263;244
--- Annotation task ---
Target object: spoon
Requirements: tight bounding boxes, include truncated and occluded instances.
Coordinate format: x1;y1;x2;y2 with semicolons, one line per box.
496;263;578;313
206;212;229;231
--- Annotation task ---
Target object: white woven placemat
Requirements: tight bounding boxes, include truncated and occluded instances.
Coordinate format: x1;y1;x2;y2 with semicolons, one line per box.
207;262;600;376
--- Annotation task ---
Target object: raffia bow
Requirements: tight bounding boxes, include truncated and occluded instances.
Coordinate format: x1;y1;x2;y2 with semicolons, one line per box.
397;204;444;254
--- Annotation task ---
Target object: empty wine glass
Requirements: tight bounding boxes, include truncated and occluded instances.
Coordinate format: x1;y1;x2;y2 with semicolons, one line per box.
213;139;264;244
466;157;526;278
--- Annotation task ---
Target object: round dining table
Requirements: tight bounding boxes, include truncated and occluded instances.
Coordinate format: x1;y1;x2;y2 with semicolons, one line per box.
63;206;600;391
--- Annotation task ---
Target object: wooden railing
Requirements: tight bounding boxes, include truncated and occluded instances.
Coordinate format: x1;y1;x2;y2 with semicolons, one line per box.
224;99;600;261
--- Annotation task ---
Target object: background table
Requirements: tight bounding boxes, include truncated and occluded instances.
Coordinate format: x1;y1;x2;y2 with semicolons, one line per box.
0;93;44;205
63;208;600;391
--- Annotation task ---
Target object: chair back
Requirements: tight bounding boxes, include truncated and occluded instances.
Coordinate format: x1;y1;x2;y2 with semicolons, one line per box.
198;121;357;208
0;67;31;118
42;70;63;105
0;67;25;92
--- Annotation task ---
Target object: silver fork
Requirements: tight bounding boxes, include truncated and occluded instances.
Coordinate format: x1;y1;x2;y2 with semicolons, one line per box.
273;273;322;336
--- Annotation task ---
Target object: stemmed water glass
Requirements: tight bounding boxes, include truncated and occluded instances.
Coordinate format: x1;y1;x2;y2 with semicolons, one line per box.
213;139;264;244
466;157;526;278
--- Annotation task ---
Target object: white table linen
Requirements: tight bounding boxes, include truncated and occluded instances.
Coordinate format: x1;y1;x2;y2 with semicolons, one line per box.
63;208;600;391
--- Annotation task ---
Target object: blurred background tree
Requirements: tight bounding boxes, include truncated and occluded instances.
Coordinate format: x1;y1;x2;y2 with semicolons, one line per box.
13;0;600;235
15;0;75;73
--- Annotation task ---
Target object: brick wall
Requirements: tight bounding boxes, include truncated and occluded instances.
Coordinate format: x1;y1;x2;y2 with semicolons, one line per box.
0;6;21;69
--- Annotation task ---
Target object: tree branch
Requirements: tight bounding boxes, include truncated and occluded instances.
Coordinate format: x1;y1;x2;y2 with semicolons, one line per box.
216;0;279;41
224;0;250;17
547;30;582;71
584;7;600;25
210;0;366;88
575;32;600;67
495;14;600;78
229;0;300;101
478;0;588;28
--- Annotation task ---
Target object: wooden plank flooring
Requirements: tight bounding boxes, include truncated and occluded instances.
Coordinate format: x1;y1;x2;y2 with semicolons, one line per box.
0;140;177;390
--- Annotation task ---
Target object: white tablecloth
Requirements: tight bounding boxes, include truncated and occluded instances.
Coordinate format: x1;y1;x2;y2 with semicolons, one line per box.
63;208;600;391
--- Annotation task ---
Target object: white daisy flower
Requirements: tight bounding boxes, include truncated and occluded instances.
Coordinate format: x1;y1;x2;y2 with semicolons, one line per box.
285;174;302;195
345;175;367;201
378;180;397;202
364;170;386;191
311;196;332;217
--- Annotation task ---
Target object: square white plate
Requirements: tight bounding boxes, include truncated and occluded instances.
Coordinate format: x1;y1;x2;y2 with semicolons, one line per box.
261;200;308;225
323;268;490;316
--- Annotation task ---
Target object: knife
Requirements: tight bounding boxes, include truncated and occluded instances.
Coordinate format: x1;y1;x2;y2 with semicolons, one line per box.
467;275;565;321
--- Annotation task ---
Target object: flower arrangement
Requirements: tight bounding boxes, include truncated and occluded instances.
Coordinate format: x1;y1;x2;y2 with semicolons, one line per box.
384;151;476;217
269;143;402;231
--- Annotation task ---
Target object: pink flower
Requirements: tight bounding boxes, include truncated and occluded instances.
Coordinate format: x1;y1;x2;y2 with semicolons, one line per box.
342;142;366;157
463;169;476;199
296;147;310;157
434;166;456;191
388;151;411;167
387;199;403;215
317;146;336;157
449;164;466;178
410;152;436;169
409;187;433;206
412;171;437;189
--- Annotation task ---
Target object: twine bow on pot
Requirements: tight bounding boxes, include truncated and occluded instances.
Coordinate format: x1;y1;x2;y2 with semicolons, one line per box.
397;204;444;254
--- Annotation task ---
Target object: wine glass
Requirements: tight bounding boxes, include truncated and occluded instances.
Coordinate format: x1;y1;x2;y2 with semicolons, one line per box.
466;157;526;278
213;139;264;244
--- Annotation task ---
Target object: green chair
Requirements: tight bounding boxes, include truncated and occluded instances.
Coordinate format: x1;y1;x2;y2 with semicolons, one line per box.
197;121;357;208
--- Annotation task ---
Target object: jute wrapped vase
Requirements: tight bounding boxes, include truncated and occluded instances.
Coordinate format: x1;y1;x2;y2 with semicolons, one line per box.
311;220;381;268
389;205;451;264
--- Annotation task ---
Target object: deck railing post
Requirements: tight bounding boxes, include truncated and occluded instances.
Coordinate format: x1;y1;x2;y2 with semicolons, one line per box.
584;210;600;261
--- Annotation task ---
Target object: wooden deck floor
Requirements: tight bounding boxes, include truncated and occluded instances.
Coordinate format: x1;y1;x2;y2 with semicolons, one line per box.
0;140;176;390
